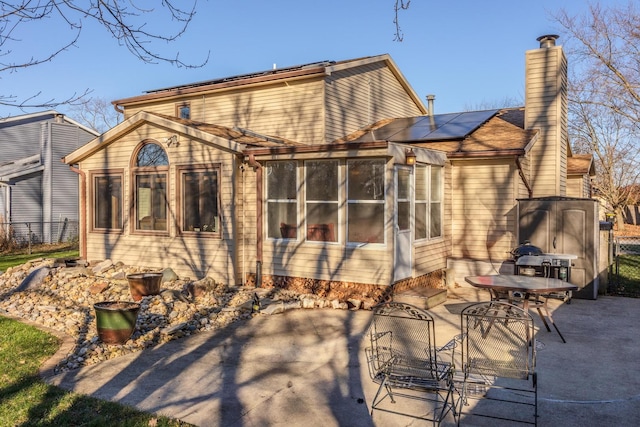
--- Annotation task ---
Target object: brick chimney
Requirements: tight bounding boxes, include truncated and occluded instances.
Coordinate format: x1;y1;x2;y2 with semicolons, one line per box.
525;35;568;196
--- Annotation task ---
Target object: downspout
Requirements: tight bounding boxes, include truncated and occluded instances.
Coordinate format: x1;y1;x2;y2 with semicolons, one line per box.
515;156;533;198
248;154;263;287
68;165;87;259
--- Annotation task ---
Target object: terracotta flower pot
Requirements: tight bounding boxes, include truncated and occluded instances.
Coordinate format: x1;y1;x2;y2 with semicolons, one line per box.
126;272;163;301
94;301;140;345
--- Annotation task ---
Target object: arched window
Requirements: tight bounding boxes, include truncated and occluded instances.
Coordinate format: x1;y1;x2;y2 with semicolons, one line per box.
132;142;169;232
136;143;169;167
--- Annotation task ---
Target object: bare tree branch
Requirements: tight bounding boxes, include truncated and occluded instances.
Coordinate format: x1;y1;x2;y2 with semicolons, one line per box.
68;96;122;133
393;0;411;42
1;0;208;112
555;2;640;226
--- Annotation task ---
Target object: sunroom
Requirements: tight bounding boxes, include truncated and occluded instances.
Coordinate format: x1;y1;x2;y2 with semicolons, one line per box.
244;141;450;292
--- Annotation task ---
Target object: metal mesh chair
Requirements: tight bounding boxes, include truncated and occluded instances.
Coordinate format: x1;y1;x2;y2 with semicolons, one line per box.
457;301;537;426
365;302;457;425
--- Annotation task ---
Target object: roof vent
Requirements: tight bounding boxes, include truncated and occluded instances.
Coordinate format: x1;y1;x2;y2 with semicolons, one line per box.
426;94;435;116
537;34;559;48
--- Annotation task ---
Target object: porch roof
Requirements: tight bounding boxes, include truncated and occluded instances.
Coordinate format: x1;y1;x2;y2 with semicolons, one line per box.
0;154;43;182
335;108;538;158
567;154;596;176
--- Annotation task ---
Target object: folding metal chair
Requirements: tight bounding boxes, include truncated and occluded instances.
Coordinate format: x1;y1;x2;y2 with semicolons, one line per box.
365;302;457;425
457;301;537;426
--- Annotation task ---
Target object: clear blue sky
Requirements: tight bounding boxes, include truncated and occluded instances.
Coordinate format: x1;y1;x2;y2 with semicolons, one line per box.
0;0;629;120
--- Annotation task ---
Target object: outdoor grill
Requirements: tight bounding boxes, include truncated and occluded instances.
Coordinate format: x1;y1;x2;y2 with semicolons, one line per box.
511;241;576;282
511;241;577;302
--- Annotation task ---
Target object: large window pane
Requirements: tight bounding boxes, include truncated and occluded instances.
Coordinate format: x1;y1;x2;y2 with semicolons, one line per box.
347;203;384;243
94;175;122;230
136;174;167;231
415;202;427;239
397;168;410;231
267;202;297;238
267;161;297;239
414;164;443;240
430;166;443;237
348;160;385;200
182;169;218;233
431;202;442;238
348;159;386;244
306;160;338;242
267;161;296;199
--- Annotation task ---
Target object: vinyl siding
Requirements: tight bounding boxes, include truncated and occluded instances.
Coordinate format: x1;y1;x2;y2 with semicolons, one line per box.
81;123;240;281
451;159;518;260
125;79;327;145
10;172;42;223
0;119;43;163
325;62;424;143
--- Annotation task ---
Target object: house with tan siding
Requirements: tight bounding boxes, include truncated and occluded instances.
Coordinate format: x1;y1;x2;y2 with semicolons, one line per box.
64;37;594;299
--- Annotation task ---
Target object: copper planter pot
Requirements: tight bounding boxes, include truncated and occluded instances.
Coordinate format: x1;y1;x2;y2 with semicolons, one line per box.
126;272;163;301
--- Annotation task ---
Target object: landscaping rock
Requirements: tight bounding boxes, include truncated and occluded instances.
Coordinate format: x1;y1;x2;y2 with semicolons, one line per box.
161;268;179;283
0;258;368;375
17;266;50;291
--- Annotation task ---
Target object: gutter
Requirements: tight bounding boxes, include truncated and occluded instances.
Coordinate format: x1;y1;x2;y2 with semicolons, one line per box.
247;154;263;287
68;165;87;259
515;156;533;198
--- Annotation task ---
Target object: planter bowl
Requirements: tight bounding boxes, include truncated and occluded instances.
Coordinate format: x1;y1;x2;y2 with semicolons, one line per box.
126;272;163;301
94;301;140;345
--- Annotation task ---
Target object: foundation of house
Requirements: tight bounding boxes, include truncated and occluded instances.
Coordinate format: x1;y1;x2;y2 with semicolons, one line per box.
245;269;447;307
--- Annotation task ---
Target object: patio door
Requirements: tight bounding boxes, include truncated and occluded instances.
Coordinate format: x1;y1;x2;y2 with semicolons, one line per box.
394;166;413;282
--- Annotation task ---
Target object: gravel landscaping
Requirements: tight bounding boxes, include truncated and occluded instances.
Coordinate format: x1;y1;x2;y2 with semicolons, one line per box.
0;258;363;375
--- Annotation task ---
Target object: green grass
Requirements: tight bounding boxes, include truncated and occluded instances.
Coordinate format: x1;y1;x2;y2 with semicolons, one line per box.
0;316;193;427
614;254;640;297
0;244;79;271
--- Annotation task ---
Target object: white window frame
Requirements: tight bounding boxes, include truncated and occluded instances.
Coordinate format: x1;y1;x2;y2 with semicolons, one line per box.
346;158;386;245
414;163;443;241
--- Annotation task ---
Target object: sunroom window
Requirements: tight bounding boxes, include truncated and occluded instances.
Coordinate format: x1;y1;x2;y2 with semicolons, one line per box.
415;164;443;240
133;142;169;232
93;173;123;230
347;159;386;244
179;165;220;235
305;160;338;242
266;161;297;239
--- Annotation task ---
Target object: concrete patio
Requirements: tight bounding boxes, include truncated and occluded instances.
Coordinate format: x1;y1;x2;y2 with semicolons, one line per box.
44;286;640;426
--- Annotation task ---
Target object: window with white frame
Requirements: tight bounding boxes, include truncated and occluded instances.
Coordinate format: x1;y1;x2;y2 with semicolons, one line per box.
347;159;386;244
415;164;443;240
93;172;123;231
266;161;297;239
305;160;338;242
179;165;220;235
133;142;169;232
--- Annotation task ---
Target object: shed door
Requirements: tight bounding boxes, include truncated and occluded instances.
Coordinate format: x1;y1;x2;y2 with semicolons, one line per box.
394;167;412;282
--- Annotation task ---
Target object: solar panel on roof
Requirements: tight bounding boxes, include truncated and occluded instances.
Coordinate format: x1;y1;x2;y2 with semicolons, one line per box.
361;109;499;143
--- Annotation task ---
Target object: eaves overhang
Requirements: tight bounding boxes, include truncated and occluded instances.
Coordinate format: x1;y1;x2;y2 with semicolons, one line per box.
446;148;527;159
243;140;446;166
63;111;247;165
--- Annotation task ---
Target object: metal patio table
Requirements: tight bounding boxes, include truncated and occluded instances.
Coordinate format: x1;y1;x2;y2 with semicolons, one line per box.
465;275;578;343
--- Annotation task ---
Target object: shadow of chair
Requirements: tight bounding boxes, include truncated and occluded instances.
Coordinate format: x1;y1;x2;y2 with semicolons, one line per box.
457;301;537;426
365;301;457;425
490;287;568;343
